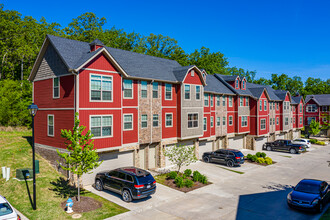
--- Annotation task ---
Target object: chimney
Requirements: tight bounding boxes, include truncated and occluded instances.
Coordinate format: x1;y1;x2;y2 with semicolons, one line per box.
89;39;104;52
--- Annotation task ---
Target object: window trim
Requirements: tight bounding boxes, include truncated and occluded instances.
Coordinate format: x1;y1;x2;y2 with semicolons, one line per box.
184;84;191;100
241;116;248;127
229;115;233;126
141;114;148;128
210;94;214;107
196;85;201;100
216;95;220;106
153;114;159;127
203;117;207;131
123;79;133;99
229;96;232;107
259;100;262;111
123;114;133;131
240;97;243;106
276;117;279;125
165;83;172;100
285;117;289;126
90;114;113;138
141;81;148;99
165;113;173;127
264;100;267;111
47;114;54;137
223;95;226;107
260;118;266;130
211;116;214;127
245;97;249;106
188;113;199;129
216;117;220;127
53;77;60;99
300;117;302;124
152;82;158;98
223;116;226;126
90;74;113;102
204;94;209;106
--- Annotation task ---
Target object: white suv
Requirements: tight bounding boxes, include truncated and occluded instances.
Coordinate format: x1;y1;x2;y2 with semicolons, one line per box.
0;195;20;220
292;138;311;148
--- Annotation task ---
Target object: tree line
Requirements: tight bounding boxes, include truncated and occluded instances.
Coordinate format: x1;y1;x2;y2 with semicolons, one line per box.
0;4;329;126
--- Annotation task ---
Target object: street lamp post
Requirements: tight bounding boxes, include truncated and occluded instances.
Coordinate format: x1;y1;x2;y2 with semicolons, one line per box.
28;103;38;210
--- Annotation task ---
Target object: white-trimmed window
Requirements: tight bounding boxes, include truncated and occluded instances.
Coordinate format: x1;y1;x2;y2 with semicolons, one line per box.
322;117;327;122
241;116;248;127
273;102;275;110
277;117;279;125
141;114;148;128
293;117;296;124
300;104;302;113
285;117;289;126
91;75;112;101
306;104;317;112
211;116;214;127
123;79;133;98
204;94;209;106
165;113;173;127
223;116;226;126
277;103;279;110
223;96;226;107
245;97;249;106
203;117;207;131
259;100;262;111
236;79;239;88
229;116;233;126
322;106;328;112
123;114;133;130
196;86;201;100
47;114;54;137
270;102;272;110
153;82;158;98
217;95;220;106
165;84;172;100
240;97;243;106
229;96;232;107
260;119;266;130
264;100;267;111
270;118;272;126
217;117;220;126
91;115;112;137
53;77;60;98
300;117;302;124
210;94;214;107
141;81;147;98
191;69;195;76
188;113;198;128
242;80;245;89
153;114;159;127
184;85;190;100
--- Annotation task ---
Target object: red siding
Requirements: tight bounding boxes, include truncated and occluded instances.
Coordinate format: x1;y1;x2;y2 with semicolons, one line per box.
123;108;138;144
238;116;250;133
259;117;268;135
227;112;235;134
211;112;216;136
34;75;74;108
84;53;118;72
162;108;177;139
123;80;138;106
162;83;177;107
304;99;319;125
183;70;203;85
202;113;210;138
204;93;211;112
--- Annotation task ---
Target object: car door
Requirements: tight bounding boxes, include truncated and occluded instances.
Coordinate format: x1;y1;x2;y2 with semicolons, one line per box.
217;150;227;164
272;140;281;151
210;150;221;163
112;171;126;193
104;171;119;190
321;182;330;202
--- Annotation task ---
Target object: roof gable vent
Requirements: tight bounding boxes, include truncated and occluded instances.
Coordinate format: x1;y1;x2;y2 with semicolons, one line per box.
89;39;104;52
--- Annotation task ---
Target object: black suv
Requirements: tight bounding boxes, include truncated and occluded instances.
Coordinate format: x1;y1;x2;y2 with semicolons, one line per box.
95;167;156;202
202;149;245;167
262;139;306;154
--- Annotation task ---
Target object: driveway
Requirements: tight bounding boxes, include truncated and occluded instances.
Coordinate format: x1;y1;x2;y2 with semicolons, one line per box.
87;144;330;220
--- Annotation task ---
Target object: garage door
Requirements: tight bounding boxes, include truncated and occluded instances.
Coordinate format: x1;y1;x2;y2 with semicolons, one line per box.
148;144;157;169
293;131;300;139
276;133;285;140
82;150;134;186
255;137;268;152
199;141;213;159
228;136;244;150
139;145;146;169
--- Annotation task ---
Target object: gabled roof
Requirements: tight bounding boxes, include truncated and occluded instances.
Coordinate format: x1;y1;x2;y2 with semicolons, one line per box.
246;82;281;101
172;65;206;85
221;75;239;82
305;94;330;106
248;87;270;99
204;74;235;95
214;74;253;97
292;96;303;105
274;90;290;101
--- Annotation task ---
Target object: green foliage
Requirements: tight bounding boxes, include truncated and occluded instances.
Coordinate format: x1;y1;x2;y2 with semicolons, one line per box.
167;171;177;179
316;140;326;145
174;176;184;188
164;144;197;173
309;120;321;136
184;169;192;177
265;157;273;165
256;152;262;157
310;139;317;144
57;112;102;201
184;179;194;188
251;155;258;162
192;171;201;182
246;154;253;160
256;158;265;164
199;175;208;184
260;152;267;158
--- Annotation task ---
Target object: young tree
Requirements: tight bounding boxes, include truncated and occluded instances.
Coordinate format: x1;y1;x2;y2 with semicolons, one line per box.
57;112;102;201
309;120;321;137
164;144;197;173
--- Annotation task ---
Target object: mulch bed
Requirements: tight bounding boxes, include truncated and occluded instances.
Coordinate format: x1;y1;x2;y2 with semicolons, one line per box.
245;160;277;166
61;196;102;213
163;177;211;193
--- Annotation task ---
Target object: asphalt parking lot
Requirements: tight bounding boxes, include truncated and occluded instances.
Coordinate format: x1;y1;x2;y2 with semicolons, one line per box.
87;143;330;220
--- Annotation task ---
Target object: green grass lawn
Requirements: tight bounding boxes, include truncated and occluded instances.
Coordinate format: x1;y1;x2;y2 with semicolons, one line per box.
320;207;330;220
0;129;128;220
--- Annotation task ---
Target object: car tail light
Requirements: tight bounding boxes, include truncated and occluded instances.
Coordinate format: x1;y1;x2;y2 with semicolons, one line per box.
17;216;21;220
299;147;301;149
235;157;240;160
137;194;141;197
153;181;156;184
134;184;144;189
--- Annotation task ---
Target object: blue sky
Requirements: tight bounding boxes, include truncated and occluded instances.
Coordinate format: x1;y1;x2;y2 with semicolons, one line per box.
3;0;330;81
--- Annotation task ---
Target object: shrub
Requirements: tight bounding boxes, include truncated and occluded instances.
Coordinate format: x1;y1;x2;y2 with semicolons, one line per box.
193;171;201;182
251;155;258;162
256;158;265;164
256;152;262;157
260;152;266;158
265;157;273;165
184;169;192;177
310;139;317;144
184;179;194;188
175;176;184;188
247;154;252;160
167;171;177;179
199;175;208;184
316;141;326;145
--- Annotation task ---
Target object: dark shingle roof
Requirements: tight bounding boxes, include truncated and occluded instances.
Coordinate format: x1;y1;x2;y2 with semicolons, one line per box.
214;74;253;97
248;87;266;99
274;90;288;101
173;65;195;82
246;82;281;101
221;75;238;81
292;96;302;105
204;74;235;95
305;94;330;106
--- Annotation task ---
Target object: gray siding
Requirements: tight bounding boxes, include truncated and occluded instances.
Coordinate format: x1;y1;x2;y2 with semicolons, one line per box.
215;95;227;137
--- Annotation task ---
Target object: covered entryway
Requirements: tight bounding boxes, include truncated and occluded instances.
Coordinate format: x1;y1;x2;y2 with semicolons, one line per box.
82;150;134;186
228;136;244;150
199;141;213;159
255;137;268;152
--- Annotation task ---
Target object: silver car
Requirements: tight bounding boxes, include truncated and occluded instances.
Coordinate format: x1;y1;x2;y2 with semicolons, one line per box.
292;138;311;148
0;195;20;220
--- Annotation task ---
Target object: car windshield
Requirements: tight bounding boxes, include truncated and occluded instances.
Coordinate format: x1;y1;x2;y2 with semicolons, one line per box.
136;173;154;185
0;202;13;216
234;152;244;157
295;183;320;194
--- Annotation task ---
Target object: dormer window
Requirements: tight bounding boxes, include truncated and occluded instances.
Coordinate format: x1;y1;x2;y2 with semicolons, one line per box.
236;80;239;88
191;70;195;77
242;80;245;89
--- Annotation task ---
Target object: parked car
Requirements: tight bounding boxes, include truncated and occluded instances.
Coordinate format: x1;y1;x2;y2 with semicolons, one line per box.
94;167;156;202
287;179;330;212
0;195;21;220
262;139;306;154
292;138;311;148
202;149;245;167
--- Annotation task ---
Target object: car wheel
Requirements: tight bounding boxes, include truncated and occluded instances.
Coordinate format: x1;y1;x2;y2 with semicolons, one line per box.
290;148;296;154
266;146;272;151
122;190;132;203
226;160;234;167
203;156;210;163
95;179;104;191
318;202;324;213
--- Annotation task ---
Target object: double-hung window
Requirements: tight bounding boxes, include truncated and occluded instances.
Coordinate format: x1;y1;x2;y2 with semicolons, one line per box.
277;117;279;125
124;114;133;130
276;103;279;110
123;79;133;98
229;96;232;107
204;94;209;106
141;81;147;98
264;100;267;111
211;116;214;127
184;85;190;100
259;100;262;111
270;102;272;110
270;118;272;126
188;113;198;128
217;95;220;106
229;116;233;126
300;104;302;113
196;86;201;100
245;97;249;106
165;113;173;127
53;77;60;98
285;117;289;126
203;117;207;131
242;80;245;89
141;114;148;128
240;97;243;106
273;102;275;110
210;94;213;107
91;115;112;137
153;82;158;98
300;117;302;124
47;115;54;136
260;119;266;130
223;96;226;107
217;117;220;126
236;80;239;88
153;114;159;127
91;75;112;101
241;116;248;127
165;84;172;100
